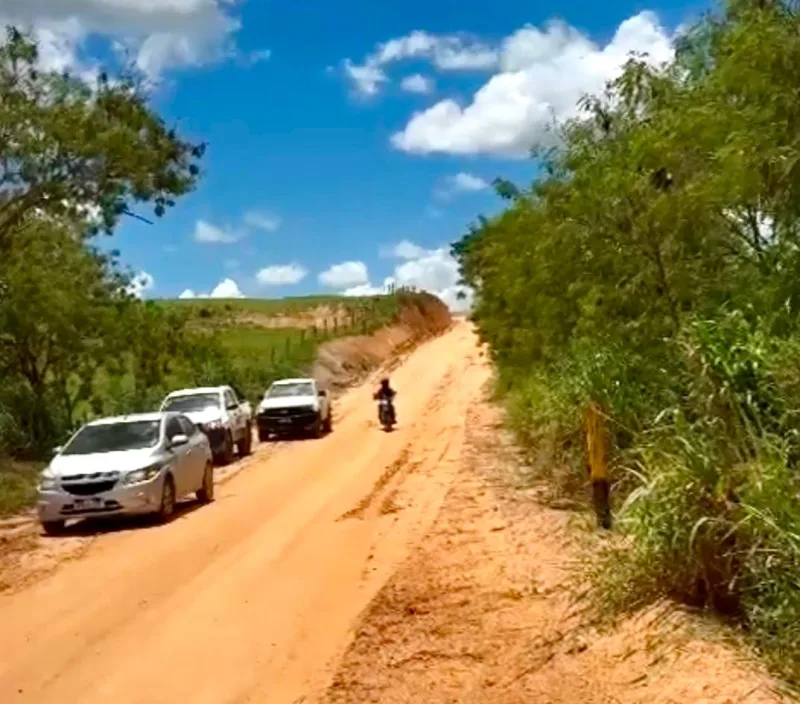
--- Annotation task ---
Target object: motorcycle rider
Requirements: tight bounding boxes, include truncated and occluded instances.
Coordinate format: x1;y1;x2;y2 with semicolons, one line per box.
373;378;396;423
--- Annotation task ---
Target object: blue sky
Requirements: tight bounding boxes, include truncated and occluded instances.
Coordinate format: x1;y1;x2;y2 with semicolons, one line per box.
4;0;709;308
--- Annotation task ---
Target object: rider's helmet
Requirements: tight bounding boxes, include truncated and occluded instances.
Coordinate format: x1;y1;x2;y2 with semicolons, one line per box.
380;378;390;388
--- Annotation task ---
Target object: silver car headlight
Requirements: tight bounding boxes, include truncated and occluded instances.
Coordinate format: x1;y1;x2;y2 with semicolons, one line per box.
122;463;163;486
39;473;59;491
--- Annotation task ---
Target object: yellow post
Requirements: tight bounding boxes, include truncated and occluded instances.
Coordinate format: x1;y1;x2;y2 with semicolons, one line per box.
585;402;612;529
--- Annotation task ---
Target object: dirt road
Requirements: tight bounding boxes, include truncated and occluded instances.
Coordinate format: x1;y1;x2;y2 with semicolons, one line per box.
0;321;786;704
0;321;489;704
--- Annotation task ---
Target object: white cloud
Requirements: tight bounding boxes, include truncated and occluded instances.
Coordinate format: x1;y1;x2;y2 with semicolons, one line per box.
350;242;471;311
392;240;427;260
256;264;307;286
31;18;90;75
0;0;247;82
243;211;281;232
178;277;245;299
451;172;489;192
434;172;490;201
210;277;244;298
193;219;240;244
391;12;674;157
194;211;281;245
343;58;387;96
342;282;387;297
375;30;498;71
318;261;369;288
343;30;497;96
434;44;497;71
392;245;470;311
400;73;435;94
126;270;155;299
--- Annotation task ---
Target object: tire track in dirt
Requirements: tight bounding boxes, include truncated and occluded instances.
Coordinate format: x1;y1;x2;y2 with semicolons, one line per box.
334;366;459;523
337;448;412;521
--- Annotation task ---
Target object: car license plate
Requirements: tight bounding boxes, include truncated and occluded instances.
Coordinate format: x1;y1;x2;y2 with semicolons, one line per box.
279;418;292;424
74;497;103;509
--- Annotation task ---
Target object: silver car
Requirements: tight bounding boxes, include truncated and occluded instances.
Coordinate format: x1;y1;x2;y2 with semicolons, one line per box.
36;412;214;535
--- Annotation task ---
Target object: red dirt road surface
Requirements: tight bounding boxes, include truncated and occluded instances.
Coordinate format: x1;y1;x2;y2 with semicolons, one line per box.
0;322;788;703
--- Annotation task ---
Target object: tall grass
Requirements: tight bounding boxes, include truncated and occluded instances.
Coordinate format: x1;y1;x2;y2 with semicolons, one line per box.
500;309;800;684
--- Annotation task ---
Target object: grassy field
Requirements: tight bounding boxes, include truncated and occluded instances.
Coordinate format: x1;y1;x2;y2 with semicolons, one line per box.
168;294;400;327
180;294;403;399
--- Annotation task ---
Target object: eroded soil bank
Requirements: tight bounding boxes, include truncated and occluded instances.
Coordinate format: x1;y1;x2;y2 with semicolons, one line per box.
313;292;452;391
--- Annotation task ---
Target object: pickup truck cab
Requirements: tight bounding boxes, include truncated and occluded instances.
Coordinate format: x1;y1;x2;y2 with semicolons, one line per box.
256;378;331;441
160;386;252;464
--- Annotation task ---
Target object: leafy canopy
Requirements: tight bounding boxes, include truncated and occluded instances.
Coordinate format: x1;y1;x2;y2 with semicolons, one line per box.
0;27;205;245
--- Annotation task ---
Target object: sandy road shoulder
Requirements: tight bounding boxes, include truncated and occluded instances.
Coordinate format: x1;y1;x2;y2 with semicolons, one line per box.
323;395;787;704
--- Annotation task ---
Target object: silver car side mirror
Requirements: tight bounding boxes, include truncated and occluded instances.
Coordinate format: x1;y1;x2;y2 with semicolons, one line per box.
170;434;189;448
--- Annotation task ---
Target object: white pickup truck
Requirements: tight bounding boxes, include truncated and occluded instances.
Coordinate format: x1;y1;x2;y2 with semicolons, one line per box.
256;378;332;441
160;385;253;464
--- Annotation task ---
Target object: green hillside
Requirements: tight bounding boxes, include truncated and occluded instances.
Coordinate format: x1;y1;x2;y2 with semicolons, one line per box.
167;294;399;320
162;294;402;392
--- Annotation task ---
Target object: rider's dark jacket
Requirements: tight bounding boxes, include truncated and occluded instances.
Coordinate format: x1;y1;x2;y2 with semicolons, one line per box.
374;386;396;401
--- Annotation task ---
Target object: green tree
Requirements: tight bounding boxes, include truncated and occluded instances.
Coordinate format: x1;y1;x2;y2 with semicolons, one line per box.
0;218;128;453
0;27;204;248
453;0;800;678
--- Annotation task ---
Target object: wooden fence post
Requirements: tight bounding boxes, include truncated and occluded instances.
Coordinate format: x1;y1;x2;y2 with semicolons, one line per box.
585;401;612;529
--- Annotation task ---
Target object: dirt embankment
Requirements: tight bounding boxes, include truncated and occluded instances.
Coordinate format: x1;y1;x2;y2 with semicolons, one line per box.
313;292;452;391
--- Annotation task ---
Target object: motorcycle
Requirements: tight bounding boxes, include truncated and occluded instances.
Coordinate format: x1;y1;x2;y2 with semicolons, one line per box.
377;397;396;432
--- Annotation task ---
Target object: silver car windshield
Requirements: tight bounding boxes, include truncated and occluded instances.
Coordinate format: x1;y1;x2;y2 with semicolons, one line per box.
62;421;161;455
266;382;314;398
163;394;221;413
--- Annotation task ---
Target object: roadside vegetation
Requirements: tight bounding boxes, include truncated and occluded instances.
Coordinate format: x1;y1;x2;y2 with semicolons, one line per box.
0;27;422;516
454;0;800;685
